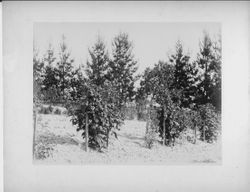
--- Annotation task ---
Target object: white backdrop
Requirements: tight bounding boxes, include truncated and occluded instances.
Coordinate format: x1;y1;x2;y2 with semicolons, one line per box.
3;1;250;192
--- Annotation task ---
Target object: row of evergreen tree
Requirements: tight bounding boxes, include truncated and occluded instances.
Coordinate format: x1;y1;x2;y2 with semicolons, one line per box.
34;33;138;150
34;33;137;107
33;31;221;150
137;32;221;146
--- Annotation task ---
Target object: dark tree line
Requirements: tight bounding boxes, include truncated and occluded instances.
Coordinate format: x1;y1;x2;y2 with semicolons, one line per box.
34;31;221;151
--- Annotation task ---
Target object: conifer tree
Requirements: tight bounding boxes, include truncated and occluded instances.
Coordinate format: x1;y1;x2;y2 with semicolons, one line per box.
68;37;123;151
86;37;109;87
170;40;190;89
169;40;192;107
33;46;44;104
210;35;221;111
56;35;75;104
68;65;85;102
196;32;221;109
107;32;138;110
42;44;59;103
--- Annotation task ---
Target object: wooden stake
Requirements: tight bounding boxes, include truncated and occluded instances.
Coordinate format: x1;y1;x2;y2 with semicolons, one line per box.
145;102;151;135
203;126;206;142
163;106;166;145
194;125;197;144
85;114;89;152
106;129;109;148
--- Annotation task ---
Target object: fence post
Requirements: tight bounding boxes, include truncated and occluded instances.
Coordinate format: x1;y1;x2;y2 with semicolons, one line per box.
203;126;206;142
85;113;89;152
194;125;197;144
163;106;166;145
145;105;150;135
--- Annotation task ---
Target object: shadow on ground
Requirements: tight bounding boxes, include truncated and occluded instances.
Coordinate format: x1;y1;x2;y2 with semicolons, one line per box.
36;132;79;146
119;132;144;141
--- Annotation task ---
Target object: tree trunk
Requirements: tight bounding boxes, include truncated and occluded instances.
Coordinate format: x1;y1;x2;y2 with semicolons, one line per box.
145;117;149;135
146;98;152;135
194;125;197;144
33;107;37;159
85;114;89;152
203;126;206;142
163;106;166;145
63;65;65;105
106;129;109;148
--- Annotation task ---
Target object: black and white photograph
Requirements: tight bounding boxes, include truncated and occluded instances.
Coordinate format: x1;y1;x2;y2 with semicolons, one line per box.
3;1;250;192
33;22;222;165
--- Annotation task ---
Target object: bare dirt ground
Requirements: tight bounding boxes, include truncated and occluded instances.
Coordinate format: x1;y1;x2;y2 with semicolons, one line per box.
34;114;221;165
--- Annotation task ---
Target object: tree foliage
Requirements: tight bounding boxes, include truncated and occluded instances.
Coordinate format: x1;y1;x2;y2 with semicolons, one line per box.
86;37;109;86
169;40;193;107
138;32;221;145
170;40;190;89
197;103;221;142
195;32;221;111
145;104;159;149
68;80;123;150
68;38;124;150
33;30;222;151
33;46;44;105
138;61;186;145
107;32;138;110
55;36;75;104
41;44;60;103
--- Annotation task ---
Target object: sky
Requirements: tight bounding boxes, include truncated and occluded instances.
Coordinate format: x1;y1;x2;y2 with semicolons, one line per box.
34;22;221;74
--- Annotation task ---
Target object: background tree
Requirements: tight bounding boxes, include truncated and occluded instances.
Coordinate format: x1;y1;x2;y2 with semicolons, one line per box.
33;46;44;104
138;61;187;146
56;35;75;105
135;68;157;121
183;61;200;108
107;32;138;111
86;37;109;87
210;35;222;111
197;103;220;142
153;62;180;146
190;32;221;142
68;65;85;102
169;40;193;108
195;32;220;108
42;44;59;103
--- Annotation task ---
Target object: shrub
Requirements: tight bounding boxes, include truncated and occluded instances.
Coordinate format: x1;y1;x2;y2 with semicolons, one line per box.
158;104;190;146
34;143;54;160
38;105;53;114
48;105;53;113
145;131;155;149
54;108;62;115
38;106;45;114
135;99;148;121
185;109;201;144
145;107;159;148
123;105;137;120
137;109;147;121
61;109;68;115
197;104;220;143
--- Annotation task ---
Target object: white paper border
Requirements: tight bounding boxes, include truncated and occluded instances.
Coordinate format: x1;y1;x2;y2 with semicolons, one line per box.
3;1;250;192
